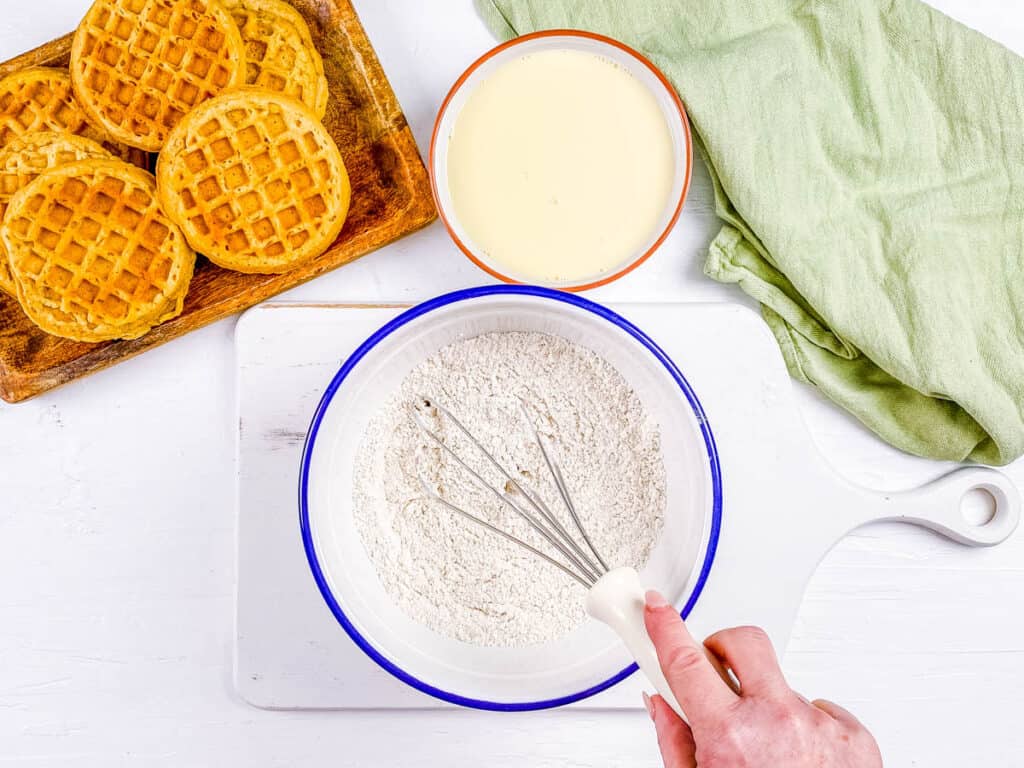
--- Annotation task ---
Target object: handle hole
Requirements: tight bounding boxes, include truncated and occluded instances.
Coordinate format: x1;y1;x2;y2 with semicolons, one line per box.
961;488;997;527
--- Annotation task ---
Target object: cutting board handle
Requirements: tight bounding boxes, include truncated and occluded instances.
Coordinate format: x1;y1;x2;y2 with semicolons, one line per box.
841;467;1020;547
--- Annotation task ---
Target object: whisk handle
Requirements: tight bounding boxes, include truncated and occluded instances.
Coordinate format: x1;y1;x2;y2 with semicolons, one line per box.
585;567;686;721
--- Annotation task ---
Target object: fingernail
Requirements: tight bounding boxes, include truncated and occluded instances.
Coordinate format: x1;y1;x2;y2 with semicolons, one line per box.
645;590;670;609
642;691;655;720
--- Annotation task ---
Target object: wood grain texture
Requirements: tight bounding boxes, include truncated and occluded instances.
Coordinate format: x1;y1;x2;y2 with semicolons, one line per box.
0;0;437;403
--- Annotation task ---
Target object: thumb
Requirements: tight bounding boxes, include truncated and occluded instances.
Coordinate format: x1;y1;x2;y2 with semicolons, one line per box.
647;693;697;768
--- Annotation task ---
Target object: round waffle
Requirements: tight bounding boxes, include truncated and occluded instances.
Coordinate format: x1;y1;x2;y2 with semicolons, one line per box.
0;132;112;297
0;251;11;297
2;158;196;342
70;0;247;152
157;88;350;274
0;67;114;150
221;0;329;118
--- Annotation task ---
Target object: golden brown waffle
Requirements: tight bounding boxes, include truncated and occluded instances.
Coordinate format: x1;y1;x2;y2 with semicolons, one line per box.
2;158;196;342
0;248;11;295
70;0;247;152
157;88;349;274
221;0;329;118
0;131;112;296
0;67;113;150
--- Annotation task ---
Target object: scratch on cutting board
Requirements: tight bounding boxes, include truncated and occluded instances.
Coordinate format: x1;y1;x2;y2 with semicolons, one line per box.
283;360;340;369
20;722;88;737
6;676;72;693
264;428;307;449
67;654;128;665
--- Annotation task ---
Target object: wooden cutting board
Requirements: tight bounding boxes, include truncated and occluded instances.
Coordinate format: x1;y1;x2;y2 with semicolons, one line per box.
0;0;437;403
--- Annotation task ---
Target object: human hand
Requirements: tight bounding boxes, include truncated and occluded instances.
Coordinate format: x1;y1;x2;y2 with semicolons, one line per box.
643;591;882;767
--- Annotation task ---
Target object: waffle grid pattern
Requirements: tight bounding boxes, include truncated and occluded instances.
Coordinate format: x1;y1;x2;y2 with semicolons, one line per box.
0;133;110;215
4;161;193;340
0;132;111;296
71;0;245;150
224;0;328;118
0;69;93;149
159;93;347;273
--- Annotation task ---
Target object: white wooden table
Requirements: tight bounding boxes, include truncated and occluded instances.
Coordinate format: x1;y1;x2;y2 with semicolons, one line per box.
1;2;1022;766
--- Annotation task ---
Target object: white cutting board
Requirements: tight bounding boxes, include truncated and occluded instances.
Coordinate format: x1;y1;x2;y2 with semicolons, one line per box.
234;301;1018;710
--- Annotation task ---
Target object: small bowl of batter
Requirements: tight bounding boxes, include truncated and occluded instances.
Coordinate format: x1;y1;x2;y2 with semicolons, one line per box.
430;30;693;291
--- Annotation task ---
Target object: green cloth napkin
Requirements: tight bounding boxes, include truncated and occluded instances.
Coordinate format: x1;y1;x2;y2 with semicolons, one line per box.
476;0;1024;465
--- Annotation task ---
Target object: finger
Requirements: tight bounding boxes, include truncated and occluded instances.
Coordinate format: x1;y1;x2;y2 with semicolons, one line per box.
703;626;787;697
649;694;697;768
813;698;866;727
702;645;741;694
644;590;737;723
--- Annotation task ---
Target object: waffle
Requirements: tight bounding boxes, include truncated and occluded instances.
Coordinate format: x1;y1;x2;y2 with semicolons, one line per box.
0;245;12;296
2;158;196;342
157;88;349;274
0;68;114;150
0;132;112;296
221;0;329;118
70;0;247;152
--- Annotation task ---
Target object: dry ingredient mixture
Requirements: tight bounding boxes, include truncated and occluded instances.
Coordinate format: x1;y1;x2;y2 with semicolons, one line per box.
352;331;666;647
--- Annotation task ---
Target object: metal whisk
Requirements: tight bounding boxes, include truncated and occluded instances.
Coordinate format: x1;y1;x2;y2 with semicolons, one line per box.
411;395;686;719
413;395;608;589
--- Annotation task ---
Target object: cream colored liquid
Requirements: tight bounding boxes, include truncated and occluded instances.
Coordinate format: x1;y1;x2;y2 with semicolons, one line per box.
447;49;675;284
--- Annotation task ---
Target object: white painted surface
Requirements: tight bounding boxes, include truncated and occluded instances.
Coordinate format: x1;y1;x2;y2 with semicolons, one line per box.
2;1;1024;766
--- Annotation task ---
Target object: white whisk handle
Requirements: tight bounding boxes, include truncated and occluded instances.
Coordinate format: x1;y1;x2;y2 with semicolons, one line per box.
585;567;686;721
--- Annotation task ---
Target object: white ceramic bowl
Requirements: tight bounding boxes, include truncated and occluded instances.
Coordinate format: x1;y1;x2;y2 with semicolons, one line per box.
430;31;694;292
300;286;722;710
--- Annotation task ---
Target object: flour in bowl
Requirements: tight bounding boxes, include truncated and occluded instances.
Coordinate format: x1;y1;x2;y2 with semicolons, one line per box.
352;331;666;647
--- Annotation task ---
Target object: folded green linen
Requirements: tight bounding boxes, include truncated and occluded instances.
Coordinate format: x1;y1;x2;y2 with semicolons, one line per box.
476;0;1024;465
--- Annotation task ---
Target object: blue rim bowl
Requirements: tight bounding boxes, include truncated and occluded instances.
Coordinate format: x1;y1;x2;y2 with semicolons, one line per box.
299;285;723;712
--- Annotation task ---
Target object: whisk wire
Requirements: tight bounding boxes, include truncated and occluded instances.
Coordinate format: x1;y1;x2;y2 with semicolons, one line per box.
414;405;601;584
516;399;611;573
413;397;608;587
506;478;605;579
420;398;606;579
417;475;594;589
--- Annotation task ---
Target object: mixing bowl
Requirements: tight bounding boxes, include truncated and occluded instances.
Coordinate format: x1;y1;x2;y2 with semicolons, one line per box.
300;285;721;710
430;32;693;292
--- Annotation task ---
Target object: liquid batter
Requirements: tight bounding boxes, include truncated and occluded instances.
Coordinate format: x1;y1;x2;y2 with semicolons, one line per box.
446;49;676;284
